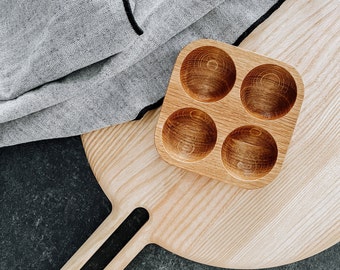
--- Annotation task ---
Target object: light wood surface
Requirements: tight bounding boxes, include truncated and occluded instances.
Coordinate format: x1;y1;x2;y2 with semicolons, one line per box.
155;40;304;189
63;0;340;269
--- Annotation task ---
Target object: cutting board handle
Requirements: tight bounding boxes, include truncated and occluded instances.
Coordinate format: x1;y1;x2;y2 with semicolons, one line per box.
62;207;151;269
104;223;151;269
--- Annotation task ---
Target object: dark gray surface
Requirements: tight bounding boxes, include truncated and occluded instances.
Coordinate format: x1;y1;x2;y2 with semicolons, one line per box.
0;136;339;269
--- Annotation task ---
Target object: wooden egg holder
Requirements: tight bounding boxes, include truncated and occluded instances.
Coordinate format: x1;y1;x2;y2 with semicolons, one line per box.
155;39;304;189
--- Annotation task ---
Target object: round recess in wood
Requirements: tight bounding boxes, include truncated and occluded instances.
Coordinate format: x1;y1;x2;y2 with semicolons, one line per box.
162;108;217;162
240;64;297;119
221;125;278;180
180;46;236;102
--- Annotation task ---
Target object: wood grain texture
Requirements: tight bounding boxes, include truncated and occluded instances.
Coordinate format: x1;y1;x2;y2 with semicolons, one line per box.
63;0;340;269
155;40;304;189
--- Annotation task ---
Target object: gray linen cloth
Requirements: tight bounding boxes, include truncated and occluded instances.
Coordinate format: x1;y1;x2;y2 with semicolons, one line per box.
0;0;280;147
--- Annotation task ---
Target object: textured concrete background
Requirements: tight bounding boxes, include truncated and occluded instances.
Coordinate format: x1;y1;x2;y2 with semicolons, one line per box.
0;136;338;269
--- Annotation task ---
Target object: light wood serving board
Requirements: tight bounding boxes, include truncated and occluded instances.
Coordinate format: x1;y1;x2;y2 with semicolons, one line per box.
63;1;340;269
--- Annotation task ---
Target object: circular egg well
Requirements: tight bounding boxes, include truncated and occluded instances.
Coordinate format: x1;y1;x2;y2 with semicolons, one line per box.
162;108;217;162
180;46;236;102
221;125;278;180
240;64;297;119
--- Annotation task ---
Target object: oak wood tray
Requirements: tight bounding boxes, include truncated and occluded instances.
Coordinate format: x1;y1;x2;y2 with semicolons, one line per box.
155;39;304;189
63;1;340;269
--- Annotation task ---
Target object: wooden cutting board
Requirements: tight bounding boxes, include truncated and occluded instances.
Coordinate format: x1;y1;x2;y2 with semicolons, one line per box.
63;1;339;269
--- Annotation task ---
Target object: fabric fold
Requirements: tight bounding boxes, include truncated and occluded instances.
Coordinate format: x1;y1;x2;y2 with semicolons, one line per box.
0;0;226;124
0;0;139;100
0;0;281;147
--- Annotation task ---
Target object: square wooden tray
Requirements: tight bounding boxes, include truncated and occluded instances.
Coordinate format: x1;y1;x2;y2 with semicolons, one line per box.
155;39;304;189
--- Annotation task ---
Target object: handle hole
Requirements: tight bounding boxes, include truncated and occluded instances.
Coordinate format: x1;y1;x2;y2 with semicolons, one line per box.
81;207;149;270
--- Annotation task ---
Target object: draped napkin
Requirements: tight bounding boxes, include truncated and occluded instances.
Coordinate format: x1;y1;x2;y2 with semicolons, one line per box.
0;0;282;147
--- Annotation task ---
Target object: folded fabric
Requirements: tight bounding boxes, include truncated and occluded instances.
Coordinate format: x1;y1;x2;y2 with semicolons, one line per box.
0;0;281;147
